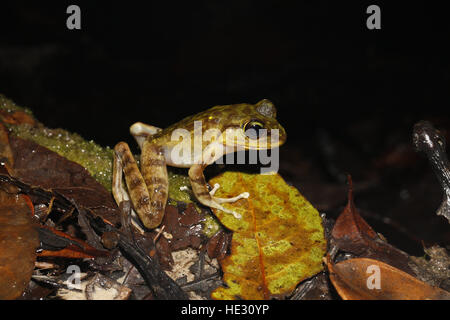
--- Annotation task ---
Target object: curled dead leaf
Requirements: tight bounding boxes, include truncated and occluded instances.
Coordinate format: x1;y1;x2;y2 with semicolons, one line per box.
331;176;414;275
327;256;450;300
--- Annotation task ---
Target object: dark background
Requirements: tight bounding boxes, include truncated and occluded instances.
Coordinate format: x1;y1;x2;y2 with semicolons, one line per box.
0;1;449;254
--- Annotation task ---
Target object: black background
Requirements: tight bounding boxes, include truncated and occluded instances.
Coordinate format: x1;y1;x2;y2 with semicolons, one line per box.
1;1;449;253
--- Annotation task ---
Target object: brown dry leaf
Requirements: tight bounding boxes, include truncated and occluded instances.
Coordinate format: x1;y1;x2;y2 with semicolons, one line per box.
9;136;120;225
327;256;450;300
206;229;232;260
209;171;326;300
0;189;39;300
160;204;205;251
331;176;414;274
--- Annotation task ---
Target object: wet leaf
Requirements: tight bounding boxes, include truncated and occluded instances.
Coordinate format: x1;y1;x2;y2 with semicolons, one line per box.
209;172;326;300
8;136;120;225
327;256;450;300
331;176;414;275
0;188;39;300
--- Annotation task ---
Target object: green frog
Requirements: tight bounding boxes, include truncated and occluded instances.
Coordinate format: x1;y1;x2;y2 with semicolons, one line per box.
112;99;287;229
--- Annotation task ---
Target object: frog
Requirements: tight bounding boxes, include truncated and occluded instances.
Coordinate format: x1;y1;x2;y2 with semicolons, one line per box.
112;99;287;229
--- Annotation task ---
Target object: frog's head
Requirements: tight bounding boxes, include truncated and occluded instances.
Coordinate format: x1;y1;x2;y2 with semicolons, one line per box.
221;99;287;150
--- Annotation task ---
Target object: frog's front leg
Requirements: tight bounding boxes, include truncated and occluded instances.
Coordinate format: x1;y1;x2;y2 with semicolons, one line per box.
130;122;162;149
113;141;168;229
188;163;249;219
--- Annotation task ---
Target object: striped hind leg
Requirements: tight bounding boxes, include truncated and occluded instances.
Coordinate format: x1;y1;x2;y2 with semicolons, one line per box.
113;141;167;229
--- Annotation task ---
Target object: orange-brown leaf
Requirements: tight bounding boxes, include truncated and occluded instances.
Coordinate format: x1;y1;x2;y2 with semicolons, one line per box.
327;256;450;300
0;190;39;299
331;176;413;274
331;176;377;251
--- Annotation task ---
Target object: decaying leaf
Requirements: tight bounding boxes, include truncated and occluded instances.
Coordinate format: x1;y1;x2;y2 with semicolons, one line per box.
206;229;232;260
327;256;450;300
331;176;414;275
8;136;120;225
142;204;206;270
160;204;205;251
209;171;326;300
0;188;39;300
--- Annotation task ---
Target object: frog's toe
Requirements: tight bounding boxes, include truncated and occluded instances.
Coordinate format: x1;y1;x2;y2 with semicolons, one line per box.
213;192;249;204
209;183;221;197
215;204;242;219
209;183;250;203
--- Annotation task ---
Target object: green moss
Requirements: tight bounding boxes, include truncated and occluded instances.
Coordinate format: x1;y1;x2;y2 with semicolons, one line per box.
167;168;193;205
202;213;221;237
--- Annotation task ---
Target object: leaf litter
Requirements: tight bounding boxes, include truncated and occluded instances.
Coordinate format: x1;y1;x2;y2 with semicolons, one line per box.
0;95;449;300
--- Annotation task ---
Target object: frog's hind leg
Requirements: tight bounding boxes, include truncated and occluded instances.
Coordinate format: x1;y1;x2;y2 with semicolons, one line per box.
113;141;167;229
112;154;145;233
130;122;162;149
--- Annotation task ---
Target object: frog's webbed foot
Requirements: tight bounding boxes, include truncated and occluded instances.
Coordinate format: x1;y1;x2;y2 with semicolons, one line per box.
205;197;244;219
206;183;249;218
214;204;242;219
188;165;248;219
209;183;249;219
209;183;250;203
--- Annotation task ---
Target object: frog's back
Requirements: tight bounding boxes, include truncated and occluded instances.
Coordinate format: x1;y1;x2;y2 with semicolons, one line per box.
147;100;286;149
149;104;246;143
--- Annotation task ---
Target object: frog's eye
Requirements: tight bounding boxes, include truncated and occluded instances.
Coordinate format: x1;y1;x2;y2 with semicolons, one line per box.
243;120;265;139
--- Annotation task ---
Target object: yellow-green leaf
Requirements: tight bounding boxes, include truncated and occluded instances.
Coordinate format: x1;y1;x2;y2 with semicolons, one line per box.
209;171;326;300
